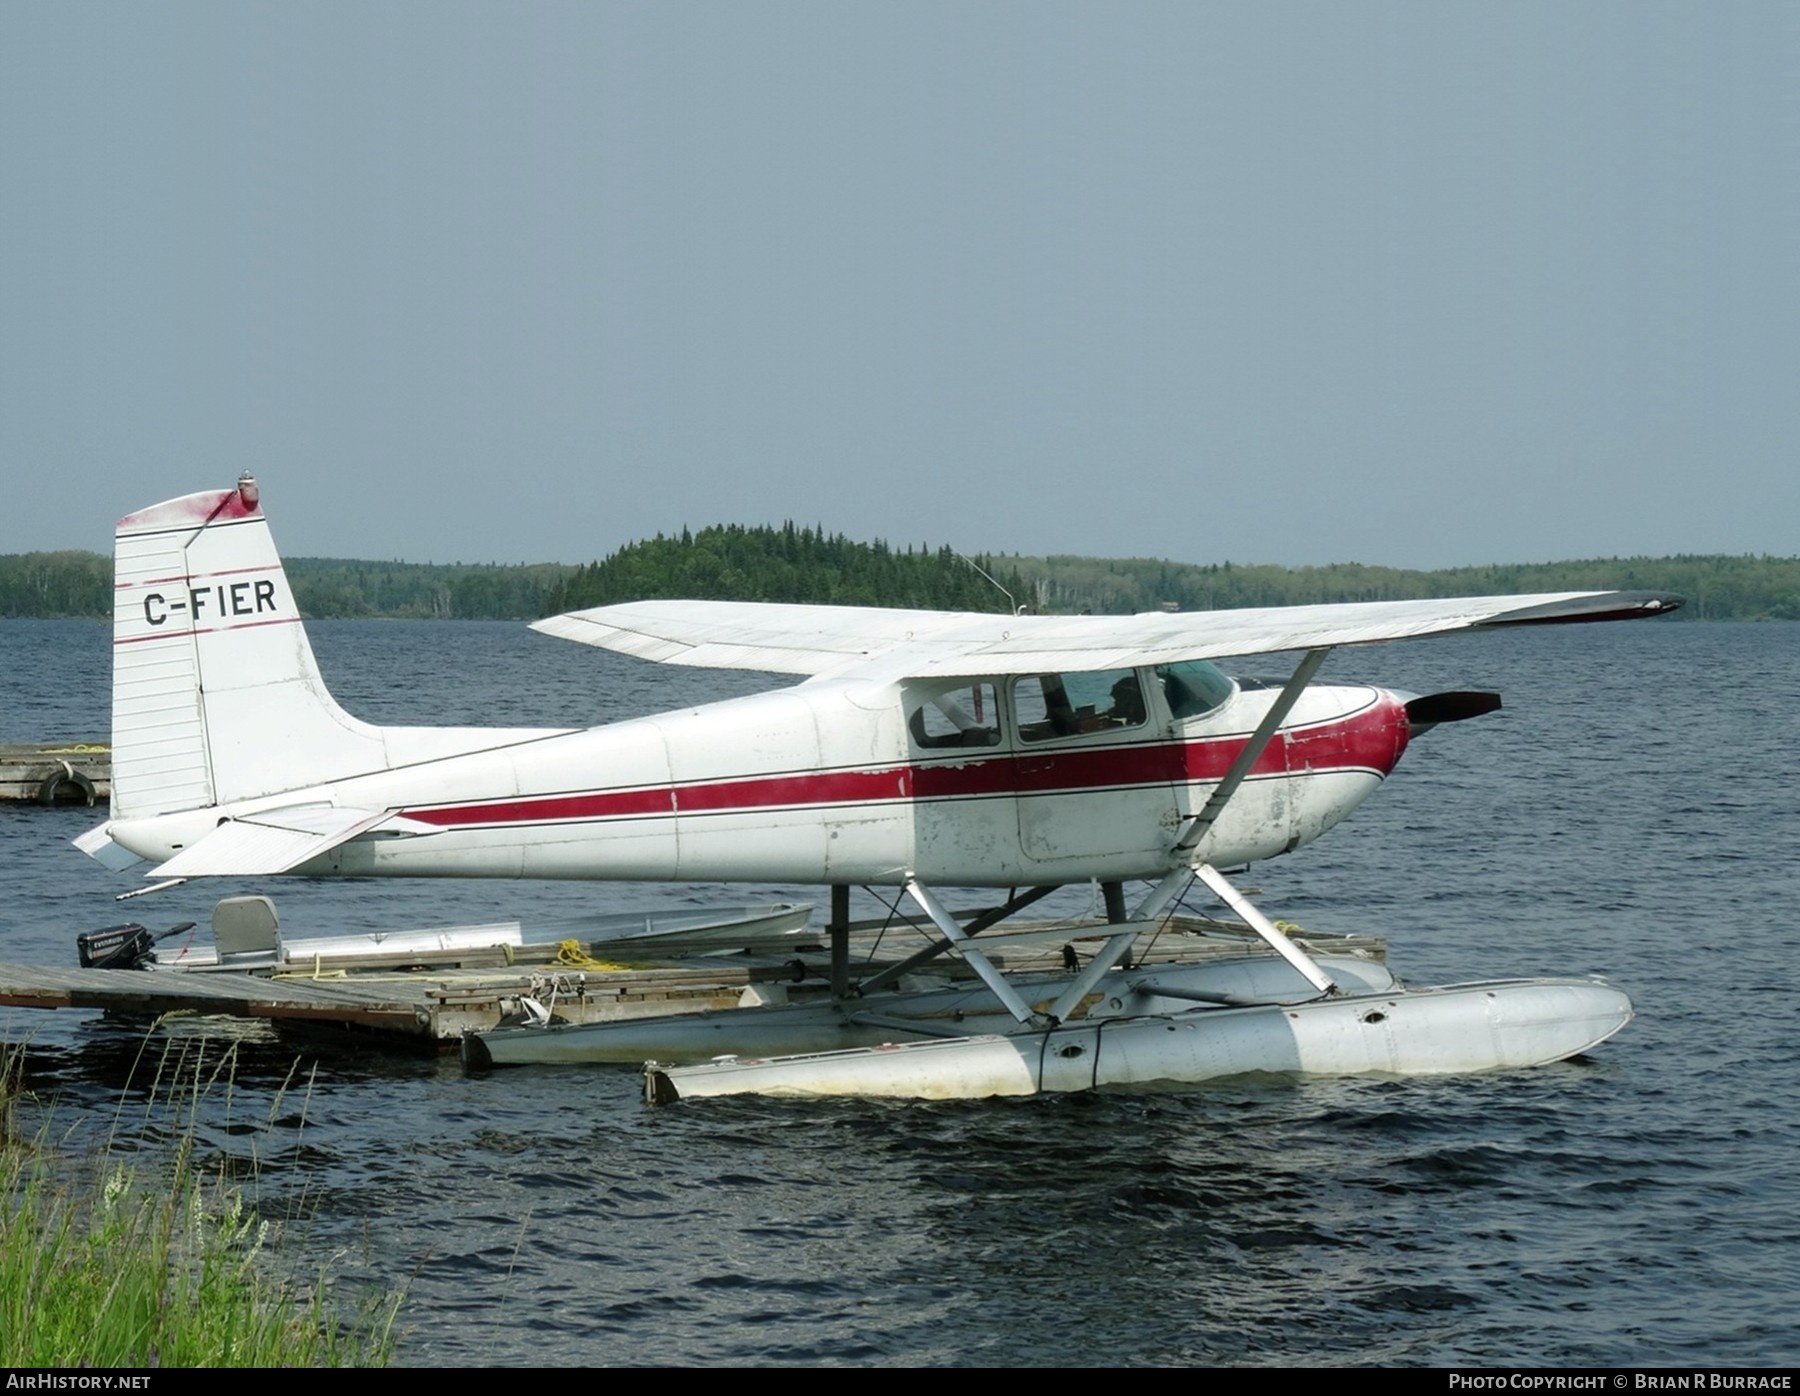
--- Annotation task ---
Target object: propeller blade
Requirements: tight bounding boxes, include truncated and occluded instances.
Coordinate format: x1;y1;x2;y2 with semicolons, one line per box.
1404;690;1502;727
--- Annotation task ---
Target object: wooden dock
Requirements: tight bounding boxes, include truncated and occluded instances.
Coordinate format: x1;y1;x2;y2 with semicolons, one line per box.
0;956;810;1044
0;742;110;804
0;916;1386;1052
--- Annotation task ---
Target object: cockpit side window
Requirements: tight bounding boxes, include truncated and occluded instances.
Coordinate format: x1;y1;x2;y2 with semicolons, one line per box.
907;680;1002;750
1014;669;1148;743
1155;660;1235;720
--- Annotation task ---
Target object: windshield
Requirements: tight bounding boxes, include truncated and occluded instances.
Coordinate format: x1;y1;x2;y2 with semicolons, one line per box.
1154;660;1235;720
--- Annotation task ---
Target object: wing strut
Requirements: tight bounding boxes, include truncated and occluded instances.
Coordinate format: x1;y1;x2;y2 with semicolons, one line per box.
1173;646;1331;858
1140;645;1344;995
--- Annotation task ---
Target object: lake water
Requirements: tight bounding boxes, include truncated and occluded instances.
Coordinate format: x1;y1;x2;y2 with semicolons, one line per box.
2;617;1796;1367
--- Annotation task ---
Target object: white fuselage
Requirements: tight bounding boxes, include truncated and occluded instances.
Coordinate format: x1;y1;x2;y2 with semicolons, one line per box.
109;669;1410;887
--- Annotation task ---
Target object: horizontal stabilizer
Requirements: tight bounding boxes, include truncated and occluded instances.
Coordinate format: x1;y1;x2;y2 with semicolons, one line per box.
148;806;435;879
534;590;1684;679
73;823;148;872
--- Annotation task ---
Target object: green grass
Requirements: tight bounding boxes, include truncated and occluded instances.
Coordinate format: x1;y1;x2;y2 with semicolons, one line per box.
1;1043;403;1367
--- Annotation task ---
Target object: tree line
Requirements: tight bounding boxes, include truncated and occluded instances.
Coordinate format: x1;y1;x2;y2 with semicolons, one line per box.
1004;552;1800;622
3;534;1797;621
0;554;572;620
542;523;1027;613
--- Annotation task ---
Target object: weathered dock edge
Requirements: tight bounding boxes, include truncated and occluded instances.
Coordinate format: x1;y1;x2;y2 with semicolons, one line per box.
0;743;111;804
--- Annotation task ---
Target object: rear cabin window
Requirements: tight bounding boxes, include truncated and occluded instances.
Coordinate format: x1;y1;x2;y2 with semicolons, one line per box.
1155;660;1235;719
1014;670;1147;743
908;681;1002;750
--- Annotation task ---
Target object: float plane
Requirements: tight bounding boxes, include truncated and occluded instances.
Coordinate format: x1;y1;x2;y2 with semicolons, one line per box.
76;476;1681;1100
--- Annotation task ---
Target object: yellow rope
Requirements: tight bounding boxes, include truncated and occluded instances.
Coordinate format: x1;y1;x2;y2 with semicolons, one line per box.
552;939;631;972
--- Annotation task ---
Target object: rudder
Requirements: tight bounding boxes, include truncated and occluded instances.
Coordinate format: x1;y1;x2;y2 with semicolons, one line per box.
110;474;391;818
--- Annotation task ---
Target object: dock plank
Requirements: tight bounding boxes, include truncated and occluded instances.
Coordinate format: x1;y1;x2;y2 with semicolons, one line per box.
0;962;434;1033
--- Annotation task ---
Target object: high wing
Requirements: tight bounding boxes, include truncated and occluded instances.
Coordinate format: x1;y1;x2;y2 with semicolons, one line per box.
531;590;1683;679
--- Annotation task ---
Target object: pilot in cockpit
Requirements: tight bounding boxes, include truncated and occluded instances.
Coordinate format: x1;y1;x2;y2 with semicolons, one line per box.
1109;673;1146;726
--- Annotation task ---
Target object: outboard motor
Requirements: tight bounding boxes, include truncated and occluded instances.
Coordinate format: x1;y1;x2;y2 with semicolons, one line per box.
75;919;197;970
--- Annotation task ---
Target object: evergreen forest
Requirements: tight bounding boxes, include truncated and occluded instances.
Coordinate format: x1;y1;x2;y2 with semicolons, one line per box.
3;529;1796;622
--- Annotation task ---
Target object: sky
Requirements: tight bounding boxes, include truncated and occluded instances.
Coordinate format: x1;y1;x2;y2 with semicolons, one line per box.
2;2;1794;570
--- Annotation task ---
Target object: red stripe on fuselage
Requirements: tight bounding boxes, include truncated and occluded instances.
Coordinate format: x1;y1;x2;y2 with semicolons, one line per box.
407;786;677;826
401;699;1409;830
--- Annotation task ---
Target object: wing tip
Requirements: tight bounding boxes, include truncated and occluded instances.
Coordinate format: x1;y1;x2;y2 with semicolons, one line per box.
1478;591;1685;628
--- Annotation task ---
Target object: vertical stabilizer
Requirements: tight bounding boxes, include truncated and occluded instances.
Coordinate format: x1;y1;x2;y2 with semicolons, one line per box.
110;475;390;818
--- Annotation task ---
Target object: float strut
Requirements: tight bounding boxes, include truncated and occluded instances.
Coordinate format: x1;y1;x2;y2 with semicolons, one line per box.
854;884;1061;997
1131;867;1194;924
829;884;850;1000
1193;862;1339;995
903;878;1046;1026
1045;925;1142;1025
1044;881;1139;1023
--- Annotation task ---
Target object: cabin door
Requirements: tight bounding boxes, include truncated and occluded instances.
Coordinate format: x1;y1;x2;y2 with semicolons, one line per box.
1009;668;1182;868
